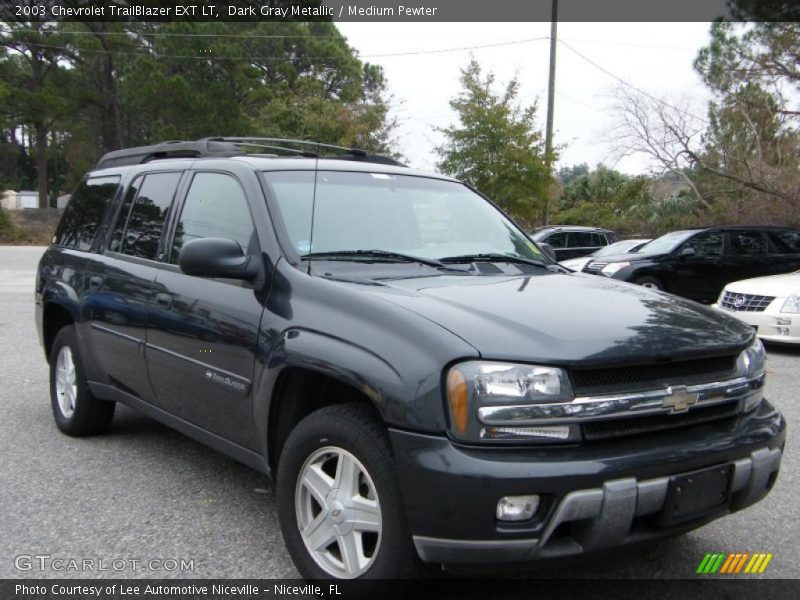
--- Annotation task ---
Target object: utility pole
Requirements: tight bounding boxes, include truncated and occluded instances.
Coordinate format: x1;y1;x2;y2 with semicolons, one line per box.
542;0;558;226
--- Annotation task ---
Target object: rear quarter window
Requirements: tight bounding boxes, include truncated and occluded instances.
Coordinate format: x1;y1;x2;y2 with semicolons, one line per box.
54;176;121;251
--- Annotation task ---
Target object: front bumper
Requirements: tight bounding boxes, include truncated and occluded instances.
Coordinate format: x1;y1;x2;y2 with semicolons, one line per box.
713;303;800;344
390;401;784;565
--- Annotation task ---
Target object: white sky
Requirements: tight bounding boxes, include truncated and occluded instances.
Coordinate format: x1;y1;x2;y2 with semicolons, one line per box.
336;22;714;175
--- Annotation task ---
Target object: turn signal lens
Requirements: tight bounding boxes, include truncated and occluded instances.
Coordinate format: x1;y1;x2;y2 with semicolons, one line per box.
447;368;469;434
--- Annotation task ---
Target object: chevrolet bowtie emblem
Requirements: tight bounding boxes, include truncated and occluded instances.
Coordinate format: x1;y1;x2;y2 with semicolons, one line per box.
663;386;699;413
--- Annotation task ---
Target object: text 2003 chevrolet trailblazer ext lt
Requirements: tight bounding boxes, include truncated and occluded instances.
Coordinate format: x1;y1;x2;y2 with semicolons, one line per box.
36;139;784;579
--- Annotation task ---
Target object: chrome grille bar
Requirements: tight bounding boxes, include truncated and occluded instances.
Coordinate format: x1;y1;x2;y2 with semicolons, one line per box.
477;374;764;426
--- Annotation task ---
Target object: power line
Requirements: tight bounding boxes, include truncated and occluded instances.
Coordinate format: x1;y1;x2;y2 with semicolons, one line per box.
557;39;709;123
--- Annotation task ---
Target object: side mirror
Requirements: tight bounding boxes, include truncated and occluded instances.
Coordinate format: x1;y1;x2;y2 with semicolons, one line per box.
179;238;260;280
538;242;557;262
679;246;696;258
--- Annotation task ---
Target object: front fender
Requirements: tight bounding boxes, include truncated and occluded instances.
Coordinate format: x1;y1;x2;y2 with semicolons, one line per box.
252;327;450;463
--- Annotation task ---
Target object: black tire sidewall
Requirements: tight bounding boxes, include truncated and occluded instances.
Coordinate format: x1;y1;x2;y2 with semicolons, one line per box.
276;405;417;580
49;325;113;435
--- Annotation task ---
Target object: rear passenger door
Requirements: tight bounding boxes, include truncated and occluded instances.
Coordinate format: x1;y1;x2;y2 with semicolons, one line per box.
543;232;569;260
84;171;182;402
144;170;266;448
723;230;771;282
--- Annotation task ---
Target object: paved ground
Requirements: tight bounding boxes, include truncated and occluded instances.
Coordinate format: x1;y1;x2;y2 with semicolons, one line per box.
0;246;797;579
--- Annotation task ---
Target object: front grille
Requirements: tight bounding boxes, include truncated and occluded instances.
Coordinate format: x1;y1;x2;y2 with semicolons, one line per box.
582;401;739;441
719;291;775;312
570;355;738;395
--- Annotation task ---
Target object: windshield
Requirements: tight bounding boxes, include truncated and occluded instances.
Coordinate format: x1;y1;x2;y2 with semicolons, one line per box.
636;230;699;255
263;171;546;263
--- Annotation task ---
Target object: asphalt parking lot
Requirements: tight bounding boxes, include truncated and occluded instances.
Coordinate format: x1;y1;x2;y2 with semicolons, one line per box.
0;245;797;579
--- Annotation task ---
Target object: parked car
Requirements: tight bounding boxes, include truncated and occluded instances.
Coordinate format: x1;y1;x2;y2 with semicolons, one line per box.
582;226;800;304
36;139;783;580
529;226;618;261
560;238;651;271
712;270;800;345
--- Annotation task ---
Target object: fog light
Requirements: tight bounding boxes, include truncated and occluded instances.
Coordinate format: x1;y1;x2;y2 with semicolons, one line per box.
497;495;540;521
480;425;577;441
778;327;790;336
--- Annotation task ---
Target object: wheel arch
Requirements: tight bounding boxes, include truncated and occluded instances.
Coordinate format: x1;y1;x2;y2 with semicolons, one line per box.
257;329;406;473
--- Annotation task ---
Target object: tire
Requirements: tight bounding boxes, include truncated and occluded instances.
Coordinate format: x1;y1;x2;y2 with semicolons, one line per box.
633;276;665;291
277;403;421;580
49;325;115;436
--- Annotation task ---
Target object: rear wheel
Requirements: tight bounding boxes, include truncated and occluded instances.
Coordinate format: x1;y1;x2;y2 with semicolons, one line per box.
634;276;664;291
277;403;420;579
49;325;115;436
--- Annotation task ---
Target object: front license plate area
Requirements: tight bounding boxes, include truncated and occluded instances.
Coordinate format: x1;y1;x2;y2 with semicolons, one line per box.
657;464;732;527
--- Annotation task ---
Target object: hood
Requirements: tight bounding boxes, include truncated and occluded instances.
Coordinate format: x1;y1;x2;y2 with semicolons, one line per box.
559;257;592;271
355;272;752;366
724;271;800;297
586;251;662;264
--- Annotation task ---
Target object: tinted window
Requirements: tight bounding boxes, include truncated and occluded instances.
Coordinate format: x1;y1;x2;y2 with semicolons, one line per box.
683;231;723;257
545;232;568;248
570;232;605;247
768;230;800;253
120;172;181;260
54;176;120;251
170;173;257;264
108;176;142;253
729;231;768;256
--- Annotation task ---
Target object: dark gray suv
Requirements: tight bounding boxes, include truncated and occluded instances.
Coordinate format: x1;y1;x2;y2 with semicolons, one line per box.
36;138;784;580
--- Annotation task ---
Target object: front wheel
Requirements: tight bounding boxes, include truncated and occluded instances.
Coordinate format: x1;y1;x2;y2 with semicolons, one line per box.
634;276;665;291
276;403;420;579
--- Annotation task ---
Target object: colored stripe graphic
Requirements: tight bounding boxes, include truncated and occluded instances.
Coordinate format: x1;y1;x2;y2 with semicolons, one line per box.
697;554;713;574
698;552;772;574
720;554;736;574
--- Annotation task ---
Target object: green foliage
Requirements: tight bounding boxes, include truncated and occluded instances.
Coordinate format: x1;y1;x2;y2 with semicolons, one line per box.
435;59;549;226
0;21;397;201
553;165;701;236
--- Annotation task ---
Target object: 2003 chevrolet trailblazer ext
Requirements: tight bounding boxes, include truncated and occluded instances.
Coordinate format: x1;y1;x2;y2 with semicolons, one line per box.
36;138;784;579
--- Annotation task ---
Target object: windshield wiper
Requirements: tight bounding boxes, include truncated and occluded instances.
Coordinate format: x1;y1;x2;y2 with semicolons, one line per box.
301;249;463;270
439;253;549;268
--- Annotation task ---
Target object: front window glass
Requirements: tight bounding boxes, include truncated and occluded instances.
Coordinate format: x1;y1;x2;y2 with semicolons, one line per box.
263;171;544;262
683;231;723;257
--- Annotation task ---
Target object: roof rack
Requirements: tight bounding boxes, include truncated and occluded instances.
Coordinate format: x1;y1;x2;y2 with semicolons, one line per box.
95;137;405;169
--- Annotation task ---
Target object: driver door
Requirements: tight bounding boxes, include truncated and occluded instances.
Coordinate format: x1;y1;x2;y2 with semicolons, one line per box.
672;230;725;303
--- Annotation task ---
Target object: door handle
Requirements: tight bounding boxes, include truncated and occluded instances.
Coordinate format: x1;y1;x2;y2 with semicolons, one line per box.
88;275;103;289
155;292;173;307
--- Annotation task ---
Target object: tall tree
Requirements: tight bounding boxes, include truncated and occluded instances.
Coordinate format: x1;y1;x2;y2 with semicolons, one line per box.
0;23;71;207
435;59;548;225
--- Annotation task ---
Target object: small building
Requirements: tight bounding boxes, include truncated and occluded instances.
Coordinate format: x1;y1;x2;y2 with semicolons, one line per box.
0;190;39;210
18;191;38;209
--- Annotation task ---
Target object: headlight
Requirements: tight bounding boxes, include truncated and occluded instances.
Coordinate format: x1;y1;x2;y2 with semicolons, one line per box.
781;293;800;313
736;337;767;412
736;336;766;377
446;361;579;444
600;261;630;276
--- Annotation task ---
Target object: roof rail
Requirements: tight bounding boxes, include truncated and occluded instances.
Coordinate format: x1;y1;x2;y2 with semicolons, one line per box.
95;137;405;169
206;137;405;167
95;139;244;169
